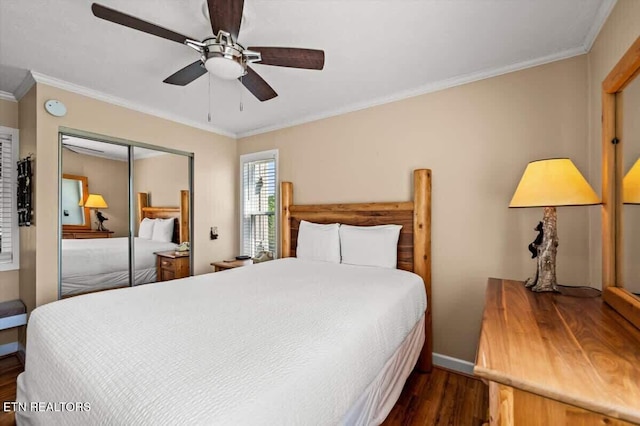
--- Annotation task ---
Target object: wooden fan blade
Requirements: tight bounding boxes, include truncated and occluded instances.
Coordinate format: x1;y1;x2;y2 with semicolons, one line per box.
92;3;195;45
240;68;277;102
207;0;244;40
248;47;325;70
163;61;207;86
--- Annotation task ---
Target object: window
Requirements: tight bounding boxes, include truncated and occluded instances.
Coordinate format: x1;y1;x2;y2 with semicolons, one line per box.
240;150;278;259
0;127;19;271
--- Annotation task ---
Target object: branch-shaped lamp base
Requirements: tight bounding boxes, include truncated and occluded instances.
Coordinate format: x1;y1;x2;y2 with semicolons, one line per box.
525;206;559;292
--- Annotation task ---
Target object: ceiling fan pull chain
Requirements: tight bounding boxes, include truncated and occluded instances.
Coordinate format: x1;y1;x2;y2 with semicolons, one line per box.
239;75;244;112
208;73;213;122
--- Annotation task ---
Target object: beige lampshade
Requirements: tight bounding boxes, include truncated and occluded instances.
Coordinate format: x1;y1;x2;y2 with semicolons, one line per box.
82;194;109;209
509;158;600;207
624;158;640;204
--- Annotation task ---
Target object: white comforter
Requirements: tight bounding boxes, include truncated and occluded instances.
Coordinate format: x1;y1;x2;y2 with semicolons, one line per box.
61;237;177;278
17;258;426;426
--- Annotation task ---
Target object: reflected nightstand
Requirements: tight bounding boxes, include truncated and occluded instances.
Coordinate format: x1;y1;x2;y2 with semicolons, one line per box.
155;251;190;282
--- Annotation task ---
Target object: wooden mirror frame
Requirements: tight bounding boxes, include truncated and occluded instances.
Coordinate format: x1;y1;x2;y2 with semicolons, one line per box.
61;174;91;231
602;36;640;329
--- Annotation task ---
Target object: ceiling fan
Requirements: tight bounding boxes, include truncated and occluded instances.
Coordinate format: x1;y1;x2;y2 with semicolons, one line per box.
91;1;325;101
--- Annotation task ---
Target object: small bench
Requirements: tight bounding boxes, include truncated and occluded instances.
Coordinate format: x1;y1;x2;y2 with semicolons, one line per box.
0;300;26;331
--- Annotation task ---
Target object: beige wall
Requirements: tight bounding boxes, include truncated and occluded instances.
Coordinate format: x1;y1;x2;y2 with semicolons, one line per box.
587;0;640;290
18;87;37;347
0;99;18;128
19;83;237;319
239;55;592;362
0;98;19;344
134;153;190;207
62;150;129;237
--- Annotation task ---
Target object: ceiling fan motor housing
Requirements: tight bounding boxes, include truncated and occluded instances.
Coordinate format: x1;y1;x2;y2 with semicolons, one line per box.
202;32;247;79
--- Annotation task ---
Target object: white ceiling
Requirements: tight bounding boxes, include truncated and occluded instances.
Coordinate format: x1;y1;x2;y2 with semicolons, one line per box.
0;0;615;138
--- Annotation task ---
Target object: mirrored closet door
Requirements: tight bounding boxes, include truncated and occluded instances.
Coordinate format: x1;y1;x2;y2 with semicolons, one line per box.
59;133;192;298
133;147;191;284
623;72;640;295
60;138;130;297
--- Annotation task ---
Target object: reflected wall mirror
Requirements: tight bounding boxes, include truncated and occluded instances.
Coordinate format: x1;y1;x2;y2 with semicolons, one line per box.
61;174;90;230
602;35;640;329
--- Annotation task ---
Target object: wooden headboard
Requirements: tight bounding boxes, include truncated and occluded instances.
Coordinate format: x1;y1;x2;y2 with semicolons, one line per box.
136;190;190;244
280;169;432;372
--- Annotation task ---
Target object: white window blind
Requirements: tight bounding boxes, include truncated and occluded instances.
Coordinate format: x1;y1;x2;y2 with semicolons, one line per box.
240;150;278;258
0;127;19;270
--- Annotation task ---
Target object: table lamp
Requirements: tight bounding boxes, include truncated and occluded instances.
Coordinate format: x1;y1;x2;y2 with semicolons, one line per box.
623;158;640;204
80;194;109;231
509;158;600;292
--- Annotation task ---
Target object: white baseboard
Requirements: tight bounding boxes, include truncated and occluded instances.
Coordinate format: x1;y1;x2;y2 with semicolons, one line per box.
0;342;20;357
433;353;475;376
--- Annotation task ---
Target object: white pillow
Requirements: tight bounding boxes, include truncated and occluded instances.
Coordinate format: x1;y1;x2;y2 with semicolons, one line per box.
339;224;402;269
138;218;155;239
296;220;341;263
151;218;175;243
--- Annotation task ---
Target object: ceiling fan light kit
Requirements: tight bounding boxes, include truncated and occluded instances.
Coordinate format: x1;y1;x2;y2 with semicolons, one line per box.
184;31;261;80
205;56;243;80
91;1;325;102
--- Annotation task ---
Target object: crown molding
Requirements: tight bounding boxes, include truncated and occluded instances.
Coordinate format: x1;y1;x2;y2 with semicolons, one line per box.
237;46;587;138
26;71;236;138
0;91;17;102
582;0;617;53
13;72;37;101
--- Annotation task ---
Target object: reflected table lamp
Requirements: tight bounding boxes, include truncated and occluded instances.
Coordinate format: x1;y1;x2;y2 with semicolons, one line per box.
80;194;109;231
624;158;640;204
509;158;600;292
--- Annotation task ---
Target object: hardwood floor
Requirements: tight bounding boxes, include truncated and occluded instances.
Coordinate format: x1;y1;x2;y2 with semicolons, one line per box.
384;367;488;426
0;355;22;426
0;355;487;425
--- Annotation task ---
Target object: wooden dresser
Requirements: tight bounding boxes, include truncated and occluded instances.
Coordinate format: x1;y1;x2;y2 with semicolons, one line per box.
155;251;190;282
62;230;113;239
475;278;640;425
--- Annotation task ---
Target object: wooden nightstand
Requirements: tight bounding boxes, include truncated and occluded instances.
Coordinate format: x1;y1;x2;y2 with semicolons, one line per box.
475;278;640;425
211;259;253;272
155;251;190;282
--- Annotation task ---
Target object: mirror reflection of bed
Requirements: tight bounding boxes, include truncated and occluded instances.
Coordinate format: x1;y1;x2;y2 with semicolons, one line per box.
61;191;189;297
60;135;192;298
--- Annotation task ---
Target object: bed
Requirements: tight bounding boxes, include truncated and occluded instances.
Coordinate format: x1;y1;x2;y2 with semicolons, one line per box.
18;170;431;425
60;191;190;297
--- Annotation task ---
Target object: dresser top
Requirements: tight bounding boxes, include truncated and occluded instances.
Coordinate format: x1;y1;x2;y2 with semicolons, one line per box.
474;278;640;424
